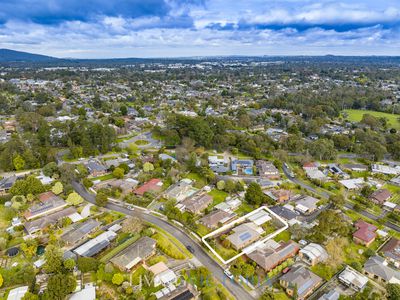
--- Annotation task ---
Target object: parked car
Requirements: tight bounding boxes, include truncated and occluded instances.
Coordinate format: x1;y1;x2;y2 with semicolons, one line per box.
186;245;195;253
224;269;234;280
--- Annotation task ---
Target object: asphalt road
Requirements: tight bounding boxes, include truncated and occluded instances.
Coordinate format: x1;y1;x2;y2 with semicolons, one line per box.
72;181;253;300
282;165;330;199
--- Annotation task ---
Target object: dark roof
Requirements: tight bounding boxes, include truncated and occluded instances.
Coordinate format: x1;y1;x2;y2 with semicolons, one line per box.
0;176;17;189
381;238;400;261
171;290;195;300
62;219;101;244
270;206;297;220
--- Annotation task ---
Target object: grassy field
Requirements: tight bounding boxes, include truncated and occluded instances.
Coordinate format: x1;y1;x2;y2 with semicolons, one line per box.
343;109;400;129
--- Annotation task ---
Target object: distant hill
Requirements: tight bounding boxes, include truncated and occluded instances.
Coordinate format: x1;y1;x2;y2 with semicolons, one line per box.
0;49;59;62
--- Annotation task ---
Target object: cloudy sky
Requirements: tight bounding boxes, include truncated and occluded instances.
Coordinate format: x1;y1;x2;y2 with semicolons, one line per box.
0;0;400;58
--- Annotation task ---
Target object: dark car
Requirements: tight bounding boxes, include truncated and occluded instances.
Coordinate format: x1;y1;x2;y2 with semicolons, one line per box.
186;245;195;253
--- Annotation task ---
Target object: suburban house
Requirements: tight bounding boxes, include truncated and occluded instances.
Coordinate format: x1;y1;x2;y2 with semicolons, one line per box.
148;262;178;287
372;164;400;175
369;189;392;205
179;193;213;214
104;157;131;169
294;195;319;215
74;229;118;257
299;243;328;266
70;283;96;300
199;210;236;229
24;191;67;220
208;156;230;173
256;160;280;179
328;163;349;178
163;179;197;202
86;160;108;177
0;176;17;195
364;256;400;284
61;219;101;246
390;176;400;187
303;162;320;170
134;178;163;196
338;266;369;291
353;220;377;247
214;198;241;213
339;178;365;190
341;163;368;172
270;206;298;222
231;159;254;175
25;206;77;235
101;178;139;195
279;265;322;300
381;238;400;268
247;240;299;272
159;153;177;163
227;222;262;250
265;189;291;203
111;237;156;271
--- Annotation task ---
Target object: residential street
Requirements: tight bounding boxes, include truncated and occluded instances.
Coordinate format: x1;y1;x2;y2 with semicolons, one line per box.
72;181;254;300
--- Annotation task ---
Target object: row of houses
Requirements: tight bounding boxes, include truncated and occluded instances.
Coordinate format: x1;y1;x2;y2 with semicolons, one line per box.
208;157;280;178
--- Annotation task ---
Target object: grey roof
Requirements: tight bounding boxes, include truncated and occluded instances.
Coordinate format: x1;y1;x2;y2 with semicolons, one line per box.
270;206;297;220
199;209;236;228
227;223;260;249
319;290;340;300
111;236;156;269
181;193;213;213
248;241;299;271
280;265;322;298
0;176;17;190
86;160;107;173
24;207;77;234
62;219;101;245
364;256;400;282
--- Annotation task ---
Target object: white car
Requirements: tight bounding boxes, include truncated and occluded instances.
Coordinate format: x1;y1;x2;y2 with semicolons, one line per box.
224;269;234;280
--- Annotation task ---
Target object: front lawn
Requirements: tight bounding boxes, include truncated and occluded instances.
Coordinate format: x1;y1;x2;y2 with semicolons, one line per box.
208;189;228;206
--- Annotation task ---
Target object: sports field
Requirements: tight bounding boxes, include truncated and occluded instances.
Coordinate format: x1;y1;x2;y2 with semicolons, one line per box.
343;109;400;130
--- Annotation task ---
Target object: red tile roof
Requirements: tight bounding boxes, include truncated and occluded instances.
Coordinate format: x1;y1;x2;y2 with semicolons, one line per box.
134;179;162;196
353;219;377;243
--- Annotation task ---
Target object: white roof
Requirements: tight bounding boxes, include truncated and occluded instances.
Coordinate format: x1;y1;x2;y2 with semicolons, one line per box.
156;269;177;285
300;243;328;262
7;286;29;300
295;204;309;213
33;259;46;268
108;224;122;232
68;212;84;223
377;229;389;237
384;202;397;209
339;178;364;189
247;210;272;225
69;285;96;300
339;267;368;289
74;230;117;256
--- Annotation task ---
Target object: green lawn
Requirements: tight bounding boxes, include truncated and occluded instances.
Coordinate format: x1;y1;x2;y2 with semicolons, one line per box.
134;139;149;145
100;234;140;263
274;230;291;242
343;109;400;129
185;172;207;188
208;189;228;206
90;173;114;181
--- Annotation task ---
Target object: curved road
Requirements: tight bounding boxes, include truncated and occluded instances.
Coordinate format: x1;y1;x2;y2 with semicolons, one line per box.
72;181;253;300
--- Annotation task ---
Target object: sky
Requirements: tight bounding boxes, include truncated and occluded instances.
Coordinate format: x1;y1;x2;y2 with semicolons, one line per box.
0;0;400;58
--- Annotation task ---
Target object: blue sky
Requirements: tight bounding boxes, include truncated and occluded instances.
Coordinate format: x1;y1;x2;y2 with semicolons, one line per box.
0;0;399;58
